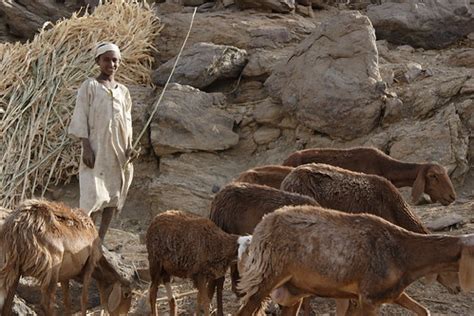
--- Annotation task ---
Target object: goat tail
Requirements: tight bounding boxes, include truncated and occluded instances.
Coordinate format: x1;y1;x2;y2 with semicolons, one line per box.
237;217;282;315
0;199;58;287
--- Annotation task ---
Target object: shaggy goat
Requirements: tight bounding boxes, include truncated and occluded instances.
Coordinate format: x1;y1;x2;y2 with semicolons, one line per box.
208;183;319;315
237;205;474;316
0;199;132;316
233;165;294;189
282;147;456;205
146;210;250;316
281;163;431;233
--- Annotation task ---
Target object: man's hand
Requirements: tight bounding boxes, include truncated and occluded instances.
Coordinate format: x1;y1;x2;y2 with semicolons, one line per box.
126;147;140;162
81;138;95;168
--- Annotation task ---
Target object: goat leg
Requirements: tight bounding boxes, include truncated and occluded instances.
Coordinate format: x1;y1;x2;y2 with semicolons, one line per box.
208;277;224;316
98;207;116;240
195;276;211;316
149;277;160;316
230;264;241;297
334;298;350;316
301;296;313;316
165;282;177;316
207;278;216;300
280;299;303;316
81;256;96;316
61;281;71;315
0;274;20;316
149;261;163;316
41;271;59;316
395;292;430;316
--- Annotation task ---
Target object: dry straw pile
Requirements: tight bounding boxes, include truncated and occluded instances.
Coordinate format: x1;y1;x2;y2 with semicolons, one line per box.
0;0;161;209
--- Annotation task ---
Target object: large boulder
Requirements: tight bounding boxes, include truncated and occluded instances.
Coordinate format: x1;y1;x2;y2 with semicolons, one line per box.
147;152;249;217
154;11;316;63
152;42;248;89
389;104;469;180
455;99;474;132
447;49;474;68
367;0;474;49
242;48;293;79
0;0;84;39
397;74;470;120
129;85;154;151
0;9;18;42
456;99;474;166
265;11;385;140
149;84;239;156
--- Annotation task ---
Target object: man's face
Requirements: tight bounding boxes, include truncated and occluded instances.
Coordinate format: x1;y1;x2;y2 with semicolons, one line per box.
96;51;120;76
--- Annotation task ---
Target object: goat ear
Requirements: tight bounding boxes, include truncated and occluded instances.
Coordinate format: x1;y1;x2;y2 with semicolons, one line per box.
411;169;426;203
108;282;122;312
459;247;474;293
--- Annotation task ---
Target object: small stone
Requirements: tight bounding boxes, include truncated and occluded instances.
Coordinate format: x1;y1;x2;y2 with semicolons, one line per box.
404;62;423;83
397;45;415;53
211;184;221;193
426;214;465;231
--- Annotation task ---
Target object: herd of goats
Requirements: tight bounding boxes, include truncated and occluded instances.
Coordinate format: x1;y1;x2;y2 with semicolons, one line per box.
0;146;472;316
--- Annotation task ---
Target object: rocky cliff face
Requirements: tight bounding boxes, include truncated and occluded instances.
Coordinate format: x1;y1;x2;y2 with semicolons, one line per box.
2;0;473;225
1;2;473;314
0;0;88;41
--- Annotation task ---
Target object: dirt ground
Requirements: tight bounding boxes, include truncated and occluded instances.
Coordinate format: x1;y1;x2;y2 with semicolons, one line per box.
102;197;474;316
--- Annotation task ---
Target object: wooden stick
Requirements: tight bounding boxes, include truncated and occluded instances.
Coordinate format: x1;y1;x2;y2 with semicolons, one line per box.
421;298;450;305
128;7;198;155
156;290;198;302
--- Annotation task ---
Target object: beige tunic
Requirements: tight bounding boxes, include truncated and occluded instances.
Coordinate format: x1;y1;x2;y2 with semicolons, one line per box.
69;78;133;215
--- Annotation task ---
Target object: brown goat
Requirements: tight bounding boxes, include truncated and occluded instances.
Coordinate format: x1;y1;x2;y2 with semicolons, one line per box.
208;183;319;315
146;210;250;316
91;249;133;315
0;199;132;316
237;205;474;316
280;163;460;314
281;163;430;233
233;165;294;189
282;147;456;205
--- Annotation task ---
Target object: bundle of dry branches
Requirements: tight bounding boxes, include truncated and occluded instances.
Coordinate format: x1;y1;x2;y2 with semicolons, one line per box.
0;0;161;209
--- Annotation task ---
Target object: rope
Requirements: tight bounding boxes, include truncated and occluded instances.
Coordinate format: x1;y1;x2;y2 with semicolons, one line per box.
125;7;198;167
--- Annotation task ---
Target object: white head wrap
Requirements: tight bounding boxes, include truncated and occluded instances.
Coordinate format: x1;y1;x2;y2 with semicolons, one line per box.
95;42;121;59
